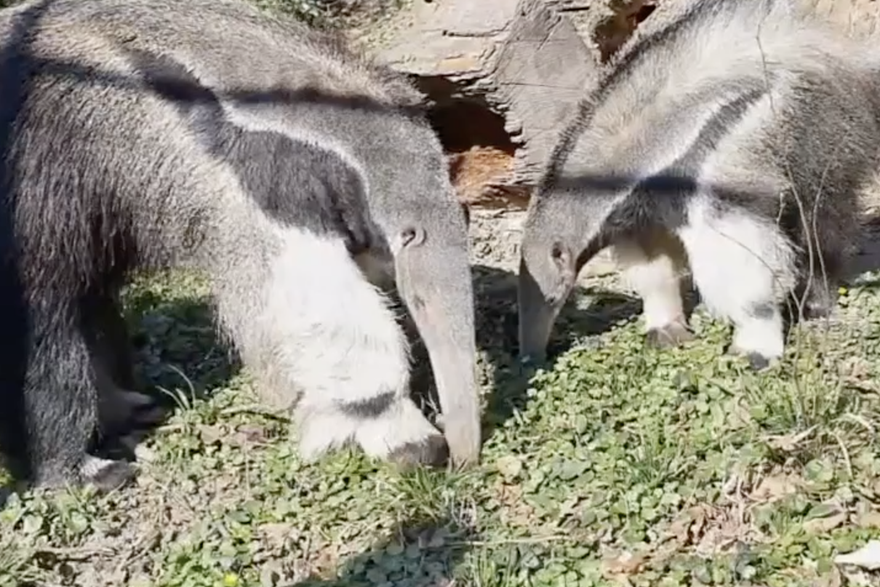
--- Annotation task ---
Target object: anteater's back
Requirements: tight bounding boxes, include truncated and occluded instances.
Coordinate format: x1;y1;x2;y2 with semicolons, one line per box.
0;0;425;284
4;0;420;106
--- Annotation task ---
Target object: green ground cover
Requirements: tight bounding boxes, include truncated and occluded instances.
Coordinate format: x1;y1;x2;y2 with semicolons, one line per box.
2;267;879;587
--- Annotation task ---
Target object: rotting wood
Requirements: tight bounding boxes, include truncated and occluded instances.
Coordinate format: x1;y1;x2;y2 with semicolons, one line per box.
801;0;880;39
370;0;632;211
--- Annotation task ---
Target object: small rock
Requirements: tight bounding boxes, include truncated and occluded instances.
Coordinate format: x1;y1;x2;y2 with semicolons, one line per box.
495;455;523;480
134;444;157;463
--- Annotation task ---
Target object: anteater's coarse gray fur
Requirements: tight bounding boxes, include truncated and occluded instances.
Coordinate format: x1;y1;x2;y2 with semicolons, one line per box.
518;0;880;369
0;0;481;491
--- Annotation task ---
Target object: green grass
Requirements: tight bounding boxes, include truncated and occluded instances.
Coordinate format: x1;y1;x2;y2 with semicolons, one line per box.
2;266;880;587
248;0;409;30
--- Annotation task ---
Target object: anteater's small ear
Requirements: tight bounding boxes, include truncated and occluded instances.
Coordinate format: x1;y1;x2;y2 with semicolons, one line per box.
392;226;427;255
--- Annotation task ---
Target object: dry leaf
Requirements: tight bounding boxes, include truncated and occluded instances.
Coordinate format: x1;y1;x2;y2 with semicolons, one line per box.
857;510;880;529
230;425;268;447
133;444;157;463
197;424;226;446
819;566;844;587
834;540;880;570
602;550;647;576
258;523;295;551
665;513;693;542
493;481;536;528
751;475;799;502
803;512;847;534
764;427;816;452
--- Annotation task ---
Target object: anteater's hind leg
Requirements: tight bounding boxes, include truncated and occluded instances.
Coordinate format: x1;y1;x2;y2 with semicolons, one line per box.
677;201;798;370
8;302;137;491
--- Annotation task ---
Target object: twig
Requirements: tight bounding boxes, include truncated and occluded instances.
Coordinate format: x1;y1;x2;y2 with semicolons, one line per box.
35;545;115;561
447;534;577;548
220;405;292;422
834;430;855;480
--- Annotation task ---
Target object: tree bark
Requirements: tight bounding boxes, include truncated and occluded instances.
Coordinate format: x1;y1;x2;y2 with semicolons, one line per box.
369;0;621;210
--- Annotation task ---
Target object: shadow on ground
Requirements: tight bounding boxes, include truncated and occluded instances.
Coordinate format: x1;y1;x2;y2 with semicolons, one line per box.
106;279;240;455
129;295;235;397
462;212;880;445
407;263;654;448
846;217;880;289
113;262;650;462
291;513;474;586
